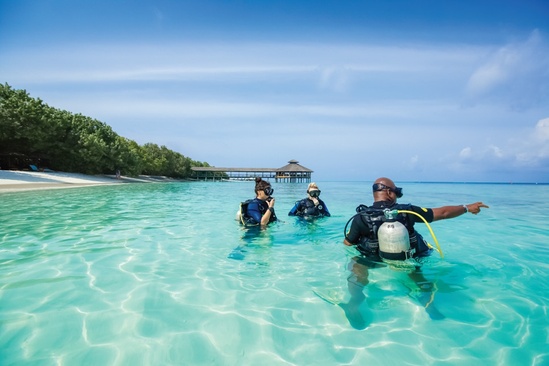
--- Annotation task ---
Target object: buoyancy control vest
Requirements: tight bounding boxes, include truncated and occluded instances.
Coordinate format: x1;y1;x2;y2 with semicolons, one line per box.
236;198;277;226
293;198;326;217
346;204;430;260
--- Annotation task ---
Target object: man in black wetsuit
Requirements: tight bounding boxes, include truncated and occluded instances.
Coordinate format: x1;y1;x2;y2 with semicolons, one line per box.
339;177;489;329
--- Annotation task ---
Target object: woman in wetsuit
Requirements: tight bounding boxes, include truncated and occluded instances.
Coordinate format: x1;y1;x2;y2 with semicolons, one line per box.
288;182;330;218
242;177;277;226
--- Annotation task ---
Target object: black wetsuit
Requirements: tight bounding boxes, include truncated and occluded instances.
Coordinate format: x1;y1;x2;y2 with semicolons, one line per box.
288;198;331;217
345;200;433;260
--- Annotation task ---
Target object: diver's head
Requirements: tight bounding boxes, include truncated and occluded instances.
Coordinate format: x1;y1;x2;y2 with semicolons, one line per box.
255;177;273;199
372;177;403;204
307;182;321;198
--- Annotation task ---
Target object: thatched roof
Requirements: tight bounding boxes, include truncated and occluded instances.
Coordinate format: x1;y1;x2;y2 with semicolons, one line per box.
276;160;313;172
191;159;313;173
191;167;275;172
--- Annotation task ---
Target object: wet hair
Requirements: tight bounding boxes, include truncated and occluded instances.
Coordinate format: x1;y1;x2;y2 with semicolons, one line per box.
254;177;271;193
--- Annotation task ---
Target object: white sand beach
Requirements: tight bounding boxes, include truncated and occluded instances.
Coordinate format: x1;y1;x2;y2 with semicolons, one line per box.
0;170;174;193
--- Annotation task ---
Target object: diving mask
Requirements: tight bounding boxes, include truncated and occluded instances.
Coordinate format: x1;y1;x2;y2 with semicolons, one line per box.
308;190;321;198
372;183;403;198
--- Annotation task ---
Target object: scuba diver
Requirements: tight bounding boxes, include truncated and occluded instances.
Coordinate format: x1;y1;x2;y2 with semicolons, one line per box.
338;177;489;329
288;182;331;218
230;177;277;260
236;177;277;226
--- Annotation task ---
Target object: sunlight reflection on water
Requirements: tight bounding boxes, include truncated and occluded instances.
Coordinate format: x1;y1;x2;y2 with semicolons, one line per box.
1;182;548;365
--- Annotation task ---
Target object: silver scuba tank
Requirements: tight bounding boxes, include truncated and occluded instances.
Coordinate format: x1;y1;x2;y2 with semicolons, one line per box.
378;214;411;260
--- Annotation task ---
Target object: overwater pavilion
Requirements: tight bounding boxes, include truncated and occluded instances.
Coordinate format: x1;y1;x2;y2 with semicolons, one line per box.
191;159;313;182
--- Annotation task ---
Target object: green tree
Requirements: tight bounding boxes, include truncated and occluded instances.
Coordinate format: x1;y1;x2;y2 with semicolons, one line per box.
1;83;210;178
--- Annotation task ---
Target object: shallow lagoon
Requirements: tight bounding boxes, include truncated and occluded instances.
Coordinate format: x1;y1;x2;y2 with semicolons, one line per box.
1;181;548;365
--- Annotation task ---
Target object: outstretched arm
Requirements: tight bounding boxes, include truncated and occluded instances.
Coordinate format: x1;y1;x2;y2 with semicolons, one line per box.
432;202;489;221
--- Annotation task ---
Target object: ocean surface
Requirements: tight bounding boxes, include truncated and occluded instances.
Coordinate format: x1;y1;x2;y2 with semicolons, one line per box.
1;181;547;365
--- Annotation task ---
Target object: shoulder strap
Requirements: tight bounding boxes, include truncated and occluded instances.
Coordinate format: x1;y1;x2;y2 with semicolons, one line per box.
240;199;253;216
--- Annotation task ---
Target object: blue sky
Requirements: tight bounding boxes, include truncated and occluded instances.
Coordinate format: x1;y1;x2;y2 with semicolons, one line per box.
1;0;548;182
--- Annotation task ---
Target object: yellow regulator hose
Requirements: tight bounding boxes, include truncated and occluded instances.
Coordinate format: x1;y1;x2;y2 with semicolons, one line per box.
398;210;444;258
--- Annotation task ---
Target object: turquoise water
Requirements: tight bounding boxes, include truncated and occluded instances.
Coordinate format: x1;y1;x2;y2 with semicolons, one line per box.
1;181;548;365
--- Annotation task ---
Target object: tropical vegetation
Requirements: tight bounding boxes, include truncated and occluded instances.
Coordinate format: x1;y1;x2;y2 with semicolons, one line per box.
0;83;210;178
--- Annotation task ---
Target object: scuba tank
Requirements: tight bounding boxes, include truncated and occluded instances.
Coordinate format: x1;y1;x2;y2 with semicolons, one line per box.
236;199;252;225
378;209;415;260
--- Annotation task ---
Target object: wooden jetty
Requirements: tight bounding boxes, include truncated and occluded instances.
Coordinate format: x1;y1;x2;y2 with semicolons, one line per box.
191;159;312;182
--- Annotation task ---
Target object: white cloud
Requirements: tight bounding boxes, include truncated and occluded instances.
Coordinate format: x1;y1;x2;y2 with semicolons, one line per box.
535;118;549;141
452;118;549;178
489;145;504;158
318;66;351;92
459;147;472;158
465;30;549;109
2;36;548;182
1;41;482;85
466;47;517;94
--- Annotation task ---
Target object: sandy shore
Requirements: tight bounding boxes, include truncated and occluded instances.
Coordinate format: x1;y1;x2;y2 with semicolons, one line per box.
0;170;176;193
